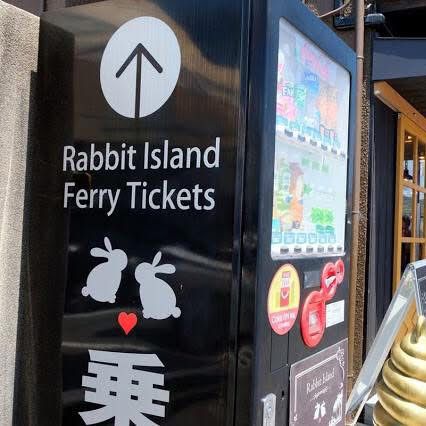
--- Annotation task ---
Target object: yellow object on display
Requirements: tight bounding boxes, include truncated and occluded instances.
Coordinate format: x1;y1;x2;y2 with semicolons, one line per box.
374;316;426;426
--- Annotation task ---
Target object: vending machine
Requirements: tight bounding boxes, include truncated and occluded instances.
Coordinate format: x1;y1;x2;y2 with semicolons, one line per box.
235;2;355;425
34;0;355;425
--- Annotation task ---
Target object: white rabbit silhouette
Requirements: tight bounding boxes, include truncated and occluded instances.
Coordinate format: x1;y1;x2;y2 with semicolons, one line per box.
135;251;181;320
82;237;128;303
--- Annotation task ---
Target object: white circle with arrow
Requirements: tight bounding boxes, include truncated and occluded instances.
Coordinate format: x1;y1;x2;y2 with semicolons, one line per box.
100;17;181;118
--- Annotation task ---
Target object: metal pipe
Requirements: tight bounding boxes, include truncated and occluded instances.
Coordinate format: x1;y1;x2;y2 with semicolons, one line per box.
348;0;365;382
319;0;352;19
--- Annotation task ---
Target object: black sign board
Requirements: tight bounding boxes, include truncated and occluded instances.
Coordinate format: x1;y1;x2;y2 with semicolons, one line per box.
39;1;246;425
289;339;347;426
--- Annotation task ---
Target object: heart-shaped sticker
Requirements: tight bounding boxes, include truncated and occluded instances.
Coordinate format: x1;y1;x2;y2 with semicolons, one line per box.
118;312;137;335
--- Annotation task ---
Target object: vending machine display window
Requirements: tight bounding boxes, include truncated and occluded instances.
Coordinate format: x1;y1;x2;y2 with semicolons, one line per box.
271;18;350;259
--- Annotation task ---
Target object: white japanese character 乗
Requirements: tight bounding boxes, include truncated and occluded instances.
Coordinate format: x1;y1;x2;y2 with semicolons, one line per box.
79;350;170;426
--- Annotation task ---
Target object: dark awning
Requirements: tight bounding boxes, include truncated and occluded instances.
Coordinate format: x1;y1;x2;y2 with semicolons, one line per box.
373;37;426;81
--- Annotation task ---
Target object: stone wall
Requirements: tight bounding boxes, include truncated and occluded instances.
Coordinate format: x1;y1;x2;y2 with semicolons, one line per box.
0;2;39;424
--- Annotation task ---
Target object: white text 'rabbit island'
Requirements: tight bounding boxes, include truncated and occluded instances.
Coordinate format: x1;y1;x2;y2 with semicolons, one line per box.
135;251;181;320
82;237;128;303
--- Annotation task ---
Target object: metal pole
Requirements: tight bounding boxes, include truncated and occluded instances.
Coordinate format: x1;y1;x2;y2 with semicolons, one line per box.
348;0;365;383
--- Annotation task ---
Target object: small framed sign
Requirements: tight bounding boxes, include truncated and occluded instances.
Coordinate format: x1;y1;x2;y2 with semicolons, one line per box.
414;261;426;316
346;260;426;423
289;339;348;426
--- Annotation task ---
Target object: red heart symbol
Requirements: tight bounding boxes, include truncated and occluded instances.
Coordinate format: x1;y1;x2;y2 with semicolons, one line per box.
118;312;137;335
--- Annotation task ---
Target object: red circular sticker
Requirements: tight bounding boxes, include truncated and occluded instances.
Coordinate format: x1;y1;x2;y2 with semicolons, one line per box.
301;291;326;348
267;264;301;335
